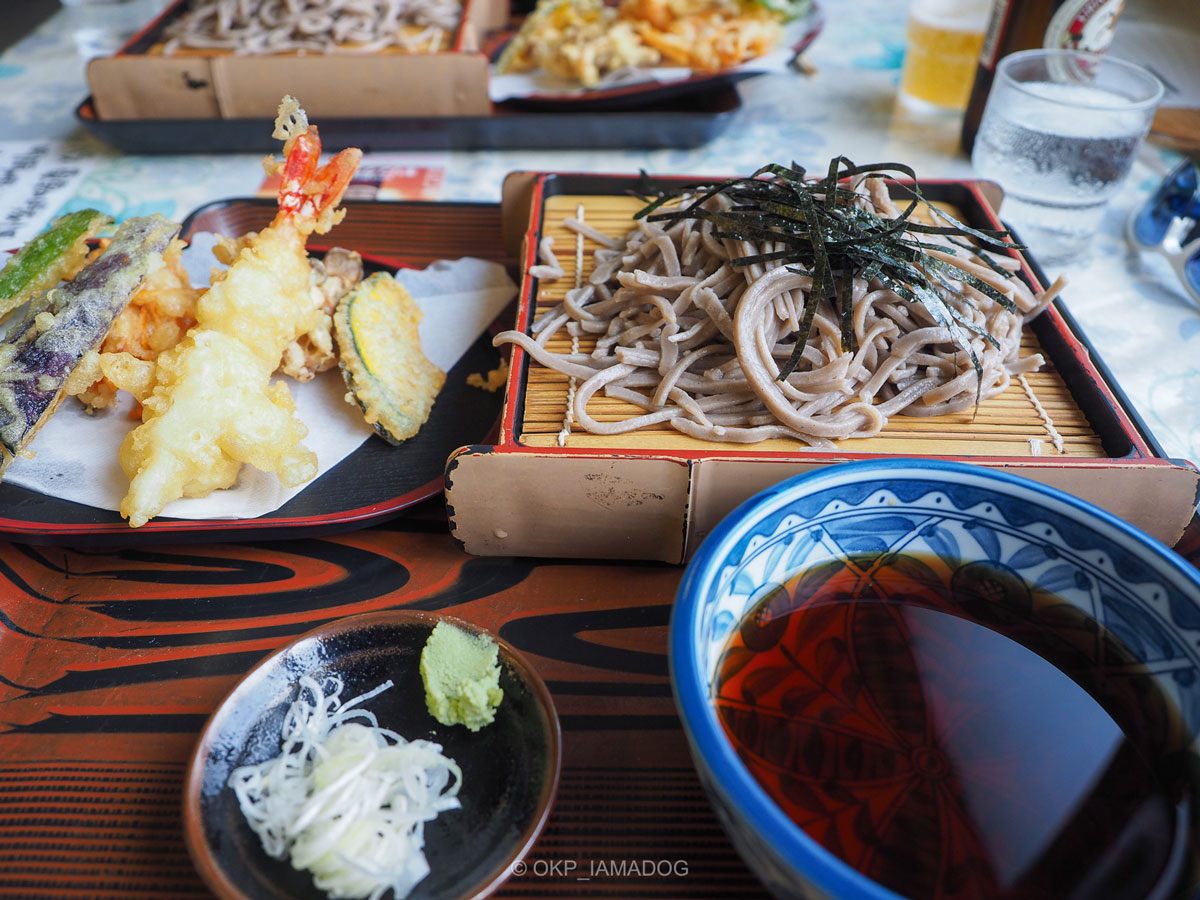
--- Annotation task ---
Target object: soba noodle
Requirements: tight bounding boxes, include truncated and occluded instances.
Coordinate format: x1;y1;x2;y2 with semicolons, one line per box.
162;0;461;55
495;174;1065;450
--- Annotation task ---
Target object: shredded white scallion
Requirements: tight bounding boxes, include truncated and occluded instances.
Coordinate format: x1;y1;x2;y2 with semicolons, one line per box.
228;674;462;900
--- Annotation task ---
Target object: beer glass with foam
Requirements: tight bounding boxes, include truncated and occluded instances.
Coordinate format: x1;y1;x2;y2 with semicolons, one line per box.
899;0;991;112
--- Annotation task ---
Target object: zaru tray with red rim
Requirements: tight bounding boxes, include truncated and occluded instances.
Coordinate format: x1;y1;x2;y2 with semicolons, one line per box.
444;171;1200;563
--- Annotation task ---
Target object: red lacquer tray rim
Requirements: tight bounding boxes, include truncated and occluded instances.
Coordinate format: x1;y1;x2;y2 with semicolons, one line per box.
495;170;1168;466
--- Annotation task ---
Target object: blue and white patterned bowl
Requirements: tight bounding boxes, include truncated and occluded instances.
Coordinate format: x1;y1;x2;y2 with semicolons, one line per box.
670;458;1200;900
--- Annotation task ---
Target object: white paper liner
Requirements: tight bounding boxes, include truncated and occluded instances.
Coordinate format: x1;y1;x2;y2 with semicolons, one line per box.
3;242;517;522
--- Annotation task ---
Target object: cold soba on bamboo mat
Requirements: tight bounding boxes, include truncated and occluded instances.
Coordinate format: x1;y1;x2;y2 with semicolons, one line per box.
445;160;1200;561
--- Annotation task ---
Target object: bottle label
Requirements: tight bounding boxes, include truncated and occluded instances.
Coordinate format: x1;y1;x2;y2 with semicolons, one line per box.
1044;0;1123;52
979;0;1014;68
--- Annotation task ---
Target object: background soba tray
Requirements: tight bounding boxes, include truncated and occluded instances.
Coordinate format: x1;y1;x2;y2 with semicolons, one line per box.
86;0;506;121
445;171;1200;562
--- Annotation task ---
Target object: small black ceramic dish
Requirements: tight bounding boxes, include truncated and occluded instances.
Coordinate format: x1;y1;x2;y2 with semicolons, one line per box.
183;610;561;900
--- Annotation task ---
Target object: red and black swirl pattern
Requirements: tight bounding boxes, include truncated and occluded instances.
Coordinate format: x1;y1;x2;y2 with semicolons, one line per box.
0;508;768;899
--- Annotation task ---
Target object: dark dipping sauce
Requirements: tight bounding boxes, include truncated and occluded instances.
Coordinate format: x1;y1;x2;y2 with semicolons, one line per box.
713;553;1200;900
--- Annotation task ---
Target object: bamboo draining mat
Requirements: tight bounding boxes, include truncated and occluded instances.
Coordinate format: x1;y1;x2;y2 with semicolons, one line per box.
516;193;1102;458
142;27;451;56
133;0;457;55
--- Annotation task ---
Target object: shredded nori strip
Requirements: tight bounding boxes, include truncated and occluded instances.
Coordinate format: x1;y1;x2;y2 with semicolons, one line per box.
633;157;1023;400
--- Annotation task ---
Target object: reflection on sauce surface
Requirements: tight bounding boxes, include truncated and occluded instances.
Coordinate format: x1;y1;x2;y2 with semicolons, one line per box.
713;554;1200;900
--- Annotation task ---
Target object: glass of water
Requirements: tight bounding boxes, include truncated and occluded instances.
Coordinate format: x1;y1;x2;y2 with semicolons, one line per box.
971;49;1163;265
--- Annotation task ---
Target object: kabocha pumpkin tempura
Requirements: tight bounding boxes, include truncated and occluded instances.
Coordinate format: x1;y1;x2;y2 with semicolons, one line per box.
117;97;362;527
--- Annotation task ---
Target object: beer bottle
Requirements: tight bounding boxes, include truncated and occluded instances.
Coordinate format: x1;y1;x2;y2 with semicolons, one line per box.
960;0;1125;154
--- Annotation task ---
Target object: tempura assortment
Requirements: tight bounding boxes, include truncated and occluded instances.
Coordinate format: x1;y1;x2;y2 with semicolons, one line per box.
0;97;447;528
495;0;809;87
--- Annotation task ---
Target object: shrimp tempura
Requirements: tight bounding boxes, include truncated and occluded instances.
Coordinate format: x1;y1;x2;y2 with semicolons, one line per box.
118;97;362;527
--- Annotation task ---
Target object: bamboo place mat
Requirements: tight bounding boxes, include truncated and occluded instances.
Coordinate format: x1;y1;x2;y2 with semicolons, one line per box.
518;193;1102;459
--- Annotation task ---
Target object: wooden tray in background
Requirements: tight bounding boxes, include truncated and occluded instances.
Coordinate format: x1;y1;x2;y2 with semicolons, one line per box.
446;172;1200;562
79;0;743;150
74;87;744;154
85;0;498;121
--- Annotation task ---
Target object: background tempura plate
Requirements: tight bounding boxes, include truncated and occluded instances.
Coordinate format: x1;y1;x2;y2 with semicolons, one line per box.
484;2;824;111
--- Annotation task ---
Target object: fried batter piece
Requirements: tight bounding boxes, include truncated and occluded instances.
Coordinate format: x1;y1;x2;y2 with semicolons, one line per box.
73;237;202;411
213;236;364;382
280;246;364;381
118;97;362;527
334;272;445;445
495;0;659;86
620;0;783;70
